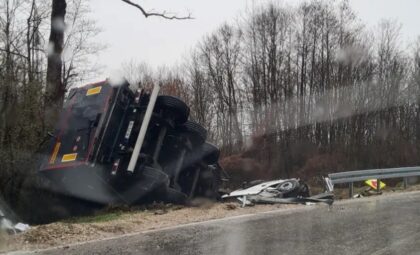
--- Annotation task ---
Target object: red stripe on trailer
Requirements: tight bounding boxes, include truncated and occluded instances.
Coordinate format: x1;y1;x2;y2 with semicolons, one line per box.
43;162;85;170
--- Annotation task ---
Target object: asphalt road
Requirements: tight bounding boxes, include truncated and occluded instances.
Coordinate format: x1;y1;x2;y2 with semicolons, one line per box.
23;191;420;255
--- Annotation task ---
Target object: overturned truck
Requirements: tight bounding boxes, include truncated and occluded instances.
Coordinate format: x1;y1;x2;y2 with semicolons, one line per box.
39;80;227;205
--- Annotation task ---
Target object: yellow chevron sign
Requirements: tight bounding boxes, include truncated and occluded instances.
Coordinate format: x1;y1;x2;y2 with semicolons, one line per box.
365;179;386;190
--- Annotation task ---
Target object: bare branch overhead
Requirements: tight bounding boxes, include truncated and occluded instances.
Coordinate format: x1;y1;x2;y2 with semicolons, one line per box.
121;0;193;20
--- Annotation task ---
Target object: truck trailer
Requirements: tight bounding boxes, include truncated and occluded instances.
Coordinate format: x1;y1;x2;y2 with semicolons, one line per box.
39;80;227;205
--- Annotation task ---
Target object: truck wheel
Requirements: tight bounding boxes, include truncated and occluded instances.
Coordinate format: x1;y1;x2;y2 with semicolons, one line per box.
180;121;207;147
195;165;221;200
202;142;220;164
156;96;189;124
162;187;188;204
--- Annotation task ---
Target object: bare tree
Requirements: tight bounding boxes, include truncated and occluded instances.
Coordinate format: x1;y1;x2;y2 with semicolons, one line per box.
121;0;192;20
0;0;50;205
187;51;214;132
62;0;103;89
199;24;244;152
45;0;66;124
121;60;154;89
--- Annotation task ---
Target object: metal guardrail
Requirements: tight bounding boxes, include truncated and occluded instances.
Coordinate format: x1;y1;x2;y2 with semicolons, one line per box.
327;166;420;198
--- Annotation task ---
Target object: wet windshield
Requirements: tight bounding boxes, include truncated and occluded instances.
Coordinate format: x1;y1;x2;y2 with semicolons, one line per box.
1;0;419;254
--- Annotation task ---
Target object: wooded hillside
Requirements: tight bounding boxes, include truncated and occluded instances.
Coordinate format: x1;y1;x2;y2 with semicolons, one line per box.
126;1;420;184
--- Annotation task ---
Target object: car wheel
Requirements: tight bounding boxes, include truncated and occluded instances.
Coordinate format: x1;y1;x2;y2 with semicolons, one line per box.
277;179;299;196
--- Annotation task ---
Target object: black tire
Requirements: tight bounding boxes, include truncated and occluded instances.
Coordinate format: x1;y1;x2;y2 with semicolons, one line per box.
277;180;299;196
162;187;188;204
195;165;221;200
180;121;207;146
182;150;202;170
180;142;217;170
201;142;220;164
277;179;311;198
155;95;190;124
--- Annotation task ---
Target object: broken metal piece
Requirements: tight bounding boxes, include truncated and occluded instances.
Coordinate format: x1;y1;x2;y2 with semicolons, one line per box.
324;177;334;192
13;223;30;233
223;179;295;198
1;217;16;235
223;179;334;207
0;208;30;235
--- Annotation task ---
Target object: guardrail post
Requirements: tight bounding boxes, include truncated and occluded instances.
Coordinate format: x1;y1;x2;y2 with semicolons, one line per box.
349;182;354;198
403;177;408;189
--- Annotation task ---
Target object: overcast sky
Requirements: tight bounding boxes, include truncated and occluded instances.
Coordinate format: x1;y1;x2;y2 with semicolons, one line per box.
88;0;420;79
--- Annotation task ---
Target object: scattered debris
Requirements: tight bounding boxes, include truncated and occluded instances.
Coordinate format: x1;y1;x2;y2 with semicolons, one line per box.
224;203;238;210
153;210;167;215
13;223;30;233
222;179;334;207
0;208;30;235
0;212;15;234
350;180;387;198
352;186;383;198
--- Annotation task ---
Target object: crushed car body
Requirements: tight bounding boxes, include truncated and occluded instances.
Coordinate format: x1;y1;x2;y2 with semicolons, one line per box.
222;179;334;207
39;80;228;206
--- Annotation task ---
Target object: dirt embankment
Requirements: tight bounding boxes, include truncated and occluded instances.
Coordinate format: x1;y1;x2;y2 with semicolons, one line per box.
1;202;301;253
3;183;419;254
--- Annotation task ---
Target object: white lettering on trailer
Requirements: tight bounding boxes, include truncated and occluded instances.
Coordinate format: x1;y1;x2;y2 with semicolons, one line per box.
125;121;134;140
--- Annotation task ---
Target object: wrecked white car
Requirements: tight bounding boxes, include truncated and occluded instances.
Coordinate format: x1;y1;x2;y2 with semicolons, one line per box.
222;179;333;207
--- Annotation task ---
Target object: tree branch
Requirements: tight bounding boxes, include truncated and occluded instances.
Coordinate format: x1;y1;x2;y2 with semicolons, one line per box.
0;48;28;59
121;0;193;20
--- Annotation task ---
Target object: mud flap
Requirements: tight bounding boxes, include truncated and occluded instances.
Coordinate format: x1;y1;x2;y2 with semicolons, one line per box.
39;165;121;205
